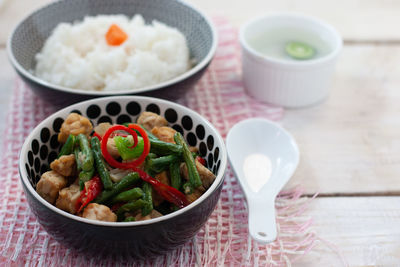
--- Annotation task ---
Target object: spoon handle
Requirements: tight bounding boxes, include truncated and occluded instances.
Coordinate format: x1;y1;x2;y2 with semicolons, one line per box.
247;196;277;244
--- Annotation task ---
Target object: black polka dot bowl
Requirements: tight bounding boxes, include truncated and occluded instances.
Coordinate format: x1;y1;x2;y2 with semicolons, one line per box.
18;96;226;260
8;0;217;106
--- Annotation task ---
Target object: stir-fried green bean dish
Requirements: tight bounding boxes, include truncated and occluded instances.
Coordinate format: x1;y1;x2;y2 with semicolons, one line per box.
36;111;216;222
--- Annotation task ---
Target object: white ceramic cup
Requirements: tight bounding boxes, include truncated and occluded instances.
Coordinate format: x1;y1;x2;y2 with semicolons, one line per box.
240;13;342;108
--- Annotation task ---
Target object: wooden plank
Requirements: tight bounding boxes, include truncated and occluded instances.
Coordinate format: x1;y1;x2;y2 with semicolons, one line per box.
304;0;400;42
284;45;400;194
295;197;400;266
1;0;400;45
189;0;400;41
192;0;400;41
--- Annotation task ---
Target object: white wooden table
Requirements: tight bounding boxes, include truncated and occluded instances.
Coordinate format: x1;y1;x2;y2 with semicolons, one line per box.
1;1;400;265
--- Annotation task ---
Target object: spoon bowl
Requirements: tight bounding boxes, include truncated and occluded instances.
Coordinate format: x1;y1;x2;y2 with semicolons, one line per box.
226;118;299;243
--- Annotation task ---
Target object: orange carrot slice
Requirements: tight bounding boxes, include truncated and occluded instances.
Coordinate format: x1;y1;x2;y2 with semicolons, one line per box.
105;24;128;46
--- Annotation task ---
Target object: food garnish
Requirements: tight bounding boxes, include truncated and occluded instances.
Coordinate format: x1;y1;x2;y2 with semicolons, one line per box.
285;41;315;60
105;24;128;46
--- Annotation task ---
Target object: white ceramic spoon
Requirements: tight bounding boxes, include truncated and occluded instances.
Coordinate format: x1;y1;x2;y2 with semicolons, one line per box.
226;118;299;243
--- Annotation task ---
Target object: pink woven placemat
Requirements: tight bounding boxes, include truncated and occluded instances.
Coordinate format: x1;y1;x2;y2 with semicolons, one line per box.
0;17;317;266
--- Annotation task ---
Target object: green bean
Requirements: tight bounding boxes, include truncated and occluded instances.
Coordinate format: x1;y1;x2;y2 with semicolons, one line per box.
174;132;202;188
110;188;143;204
123;216;136;222
58;134;76;158
146;154;180;174
141;182;153;216
170;161;182;190
79;180;84;191
182;182;193;194
74;147;82;171
150;139;183;156
77;134;94;171
94;172;140;203
144;153;158;176
74;146;94;190
91;137;112;190
116;199;147;221
79;168;94;183
147;153;157;159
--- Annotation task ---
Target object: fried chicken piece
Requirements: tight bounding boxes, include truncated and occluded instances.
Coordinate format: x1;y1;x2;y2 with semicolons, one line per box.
107;138;120;159
82;203;117;222
55;184;81;214
58;113;93;143
151;126;176;144
185;186;206;203
137;112;168;131
93;122;112;137
36;171;68;204
50;154;76;177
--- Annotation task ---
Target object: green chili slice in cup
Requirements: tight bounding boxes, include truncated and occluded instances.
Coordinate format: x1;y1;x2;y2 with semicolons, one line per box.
285;41;315;60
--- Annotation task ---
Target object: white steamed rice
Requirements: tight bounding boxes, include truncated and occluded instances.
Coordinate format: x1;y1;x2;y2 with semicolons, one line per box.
34;15;191;91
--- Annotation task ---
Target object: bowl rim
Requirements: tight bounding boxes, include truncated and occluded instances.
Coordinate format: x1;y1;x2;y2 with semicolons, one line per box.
7;0;218;96
18;95;227;227
239;12;342;68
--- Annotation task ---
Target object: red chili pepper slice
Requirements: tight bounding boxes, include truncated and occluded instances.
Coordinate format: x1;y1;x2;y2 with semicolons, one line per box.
132;168;189;208
110;132;128;138
196;156;206;166
127;124;150;162
101;125;142;169
76;176;103;213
